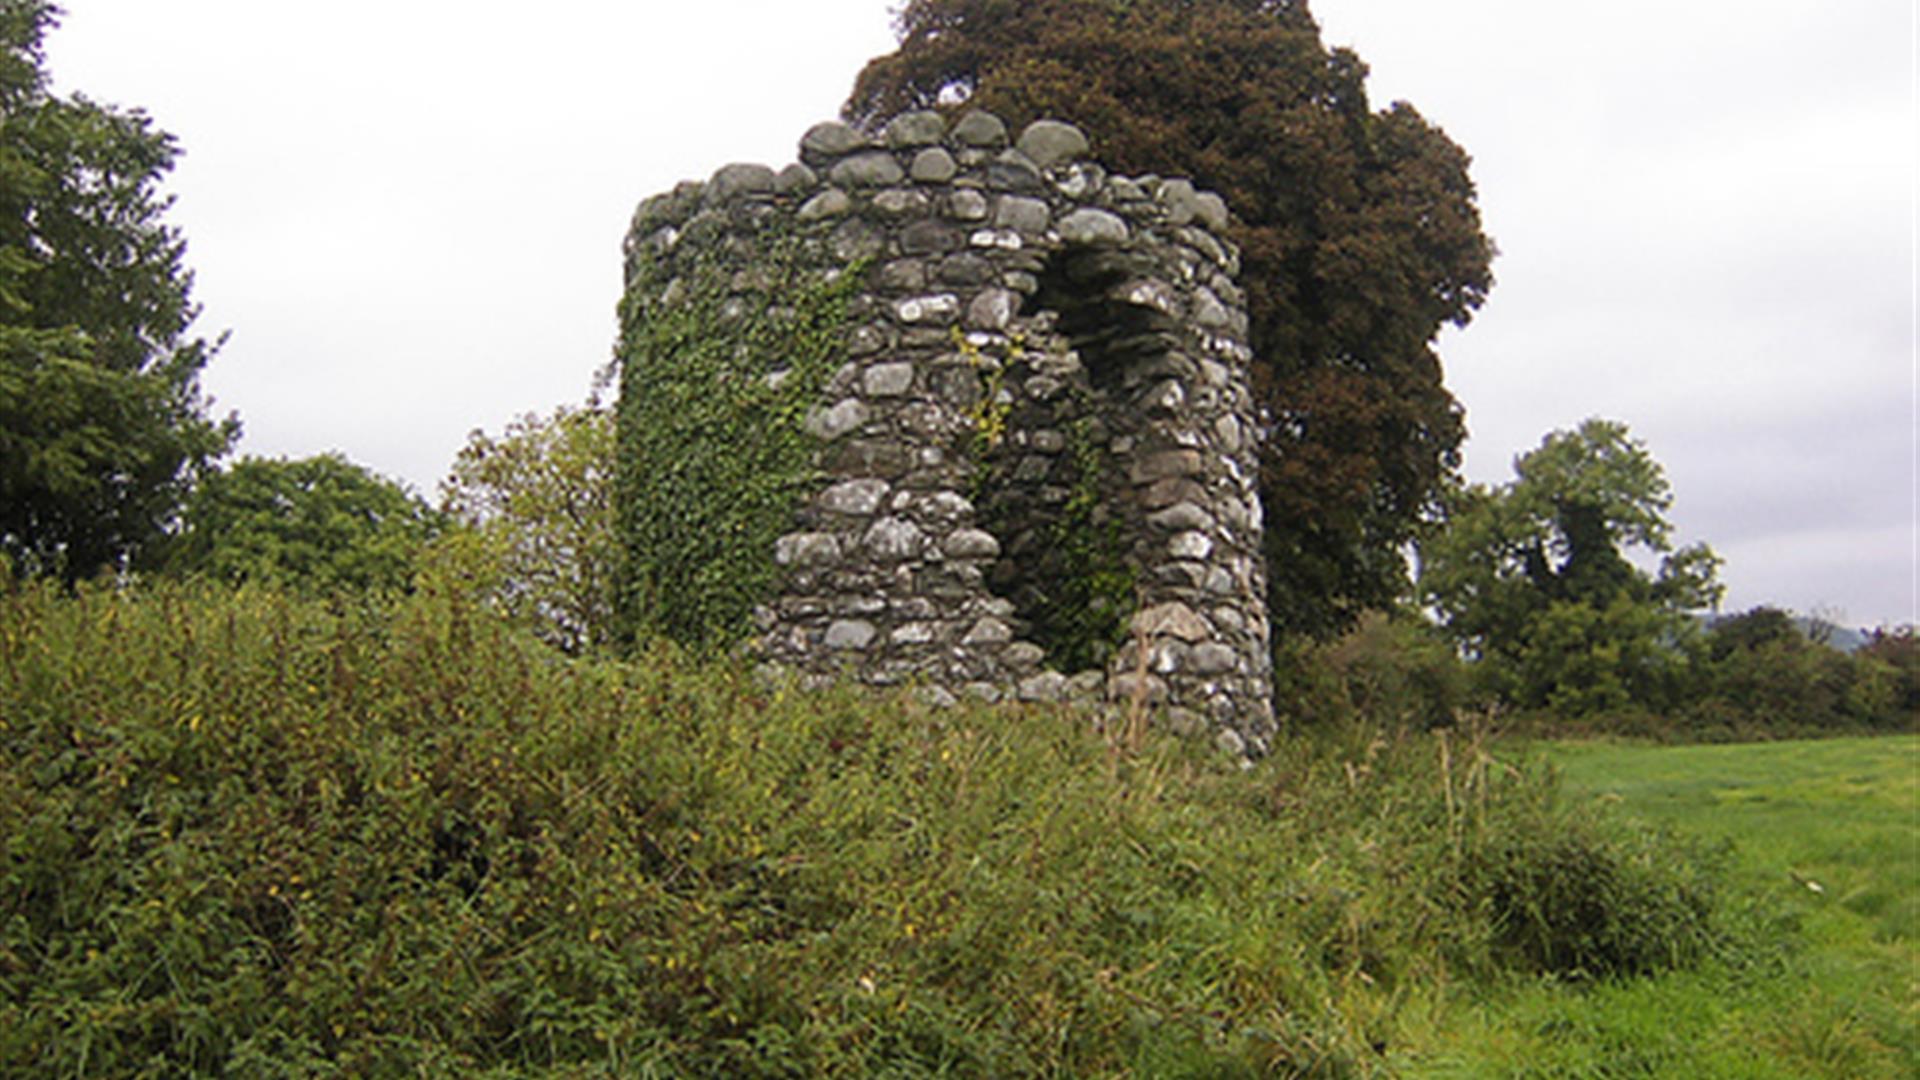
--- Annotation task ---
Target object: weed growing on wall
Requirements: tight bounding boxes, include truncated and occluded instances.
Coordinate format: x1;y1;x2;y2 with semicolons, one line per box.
614;225;860;651
1034;416;1135;671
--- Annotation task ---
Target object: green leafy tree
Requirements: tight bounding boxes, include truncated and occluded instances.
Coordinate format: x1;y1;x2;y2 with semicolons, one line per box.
163;454;443;595
847;0;1495;637
1419;419;1722;715
0;0;235;580
1687;608;1905;734
441;404;615;653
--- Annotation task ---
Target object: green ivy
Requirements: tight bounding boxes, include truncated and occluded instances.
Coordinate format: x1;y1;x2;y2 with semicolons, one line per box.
980;412;1135;673
614;223;861;652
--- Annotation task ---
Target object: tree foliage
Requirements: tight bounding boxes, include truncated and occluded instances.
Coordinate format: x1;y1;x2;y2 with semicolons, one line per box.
162;454;442;596
847;0;1495;636
441;403;616;653
0;0;235;580
1419;419;1722;714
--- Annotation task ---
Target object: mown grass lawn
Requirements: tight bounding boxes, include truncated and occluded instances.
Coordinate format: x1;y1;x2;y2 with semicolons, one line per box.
1403;734;1917;1078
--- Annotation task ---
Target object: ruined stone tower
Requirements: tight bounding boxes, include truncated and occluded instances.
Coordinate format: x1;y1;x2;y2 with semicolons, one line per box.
621;110;1275;754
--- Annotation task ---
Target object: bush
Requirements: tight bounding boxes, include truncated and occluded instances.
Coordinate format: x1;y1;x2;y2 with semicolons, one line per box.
1272;611;1478;732
1677;608;1911;737
0;578;1774;1075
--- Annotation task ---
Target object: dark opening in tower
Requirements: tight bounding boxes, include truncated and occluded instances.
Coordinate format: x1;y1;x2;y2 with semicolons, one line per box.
975;245;1185;674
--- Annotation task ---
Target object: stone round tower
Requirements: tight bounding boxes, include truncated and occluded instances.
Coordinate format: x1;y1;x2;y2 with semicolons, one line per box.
621;110;1275;754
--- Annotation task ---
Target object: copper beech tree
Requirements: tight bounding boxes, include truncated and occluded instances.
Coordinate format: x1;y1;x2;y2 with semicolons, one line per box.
848;0;1495;637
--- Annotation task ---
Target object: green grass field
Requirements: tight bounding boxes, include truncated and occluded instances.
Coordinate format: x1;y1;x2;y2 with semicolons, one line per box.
1404;735;1917;1078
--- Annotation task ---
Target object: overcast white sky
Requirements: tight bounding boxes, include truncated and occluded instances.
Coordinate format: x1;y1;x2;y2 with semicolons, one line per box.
44;0;1916;629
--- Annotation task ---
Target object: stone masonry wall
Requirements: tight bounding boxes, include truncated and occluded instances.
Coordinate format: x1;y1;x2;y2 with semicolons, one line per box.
623;109;1275;755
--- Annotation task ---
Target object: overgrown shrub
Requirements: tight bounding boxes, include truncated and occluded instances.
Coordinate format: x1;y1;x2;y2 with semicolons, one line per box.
1670;608;1911;738
0;577;1775;1076
1271;611;1477;732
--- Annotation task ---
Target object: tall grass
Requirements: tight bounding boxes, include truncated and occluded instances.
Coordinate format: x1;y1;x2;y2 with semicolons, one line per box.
0;576;1765;1076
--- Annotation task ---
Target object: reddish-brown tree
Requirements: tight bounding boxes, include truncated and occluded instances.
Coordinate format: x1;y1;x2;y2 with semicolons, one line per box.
847;0;1495;636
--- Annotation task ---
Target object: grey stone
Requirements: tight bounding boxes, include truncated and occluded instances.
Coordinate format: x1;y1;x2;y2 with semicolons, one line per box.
969;228;1023;250
797;187;852;221
961;617;1014;645
1214;414;1243;453
911;147;958;183
873;188;931;217
1167;526;1213;557
1160;177;1202;224
946;189;989;220
1018;671;1070;702
1057;208;1130;245
965;288;1019;331
1117;278;1180;316
829;219;884;261
986;149;1043;192
804;398;869;439
1165;708;1208;737
800;121;867;160
820;478;890;515
865;516;926;561
1068;671;1107;699
1108;672;1168;704
774;163;817;195
921;490;975;520
1148;502;1216;533
877;259;927;291
862;361;916;396
1016;119;1090;169
1194;191;1230;231
774;532;842;567
1133;602;1210;642
708;162;776;199
1192;286;1231;329
992;195;1051;234
901;220;961;254
963;682;1003;703
892;622;936;645
885;110;947;147
846;328;887;359
1215;727;1247;757
943;528;1001;558
1004;642;1046;672
951;110;1009;147
1189;643;1238;675
1052;162;1104;198
824;619;878;650
1141;379;1185;415
1130;449;1203;483
893;293;960;323
829;152;906;188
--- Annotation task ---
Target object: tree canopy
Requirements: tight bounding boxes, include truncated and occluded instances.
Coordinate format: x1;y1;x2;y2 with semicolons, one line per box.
0;0;235;580
1418;419;1722;714
847;0;1495;637
442;404;616;653
161;454;443;596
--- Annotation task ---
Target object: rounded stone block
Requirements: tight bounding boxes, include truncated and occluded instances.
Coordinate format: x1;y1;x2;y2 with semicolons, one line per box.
951;110;1009;147
1056;208;1130;245
800;121;867;160
1015;119;1090;169
708;163;776;200
829;152;906;188
824;619;878;650
885;110;947;147
911;147;959;183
